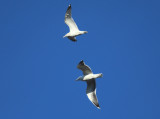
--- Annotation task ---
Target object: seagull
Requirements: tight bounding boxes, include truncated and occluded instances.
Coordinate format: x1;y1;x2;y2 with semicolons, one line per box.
76;60;103;109
63;4;88;42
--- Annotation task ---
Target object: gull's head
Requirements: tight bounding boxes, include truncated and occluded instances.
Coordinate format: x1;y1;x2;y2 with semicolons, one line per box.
75;76;83;81
79;31;88;35
83;31;88;34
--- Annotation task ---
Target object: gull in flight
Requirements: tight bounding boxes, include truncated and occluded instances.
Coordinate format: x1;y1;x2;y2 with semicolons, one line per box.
63;4;88;42
76;60;103;109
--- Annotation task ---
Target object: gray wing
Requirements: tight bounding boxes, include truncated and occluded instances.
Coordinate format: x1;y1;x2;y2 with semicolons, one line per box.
68;36;77;42
77;60;92;75
86;79;100;109
65;4;79;32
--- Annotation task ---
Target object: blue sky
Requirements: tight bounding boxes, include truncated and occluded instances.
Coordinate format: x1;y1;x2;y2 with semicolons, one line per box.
0;0;160;119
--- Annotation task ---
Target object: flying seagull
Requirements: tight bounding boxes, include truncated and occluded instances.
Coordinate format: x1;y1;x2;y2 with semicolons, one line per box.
76;60;103;109
63;4;88;42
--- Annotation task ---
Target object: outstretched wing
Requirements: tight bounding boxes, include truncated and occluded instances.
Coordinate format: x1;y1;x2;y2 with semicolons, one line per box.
64;4;79;32
68;36;77;42
77;60;92;75
86;79;100;109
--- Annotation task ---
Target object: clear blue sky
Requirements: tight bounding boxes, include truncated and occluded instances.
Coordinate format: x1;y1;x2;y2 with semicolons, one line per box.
0;0;160;119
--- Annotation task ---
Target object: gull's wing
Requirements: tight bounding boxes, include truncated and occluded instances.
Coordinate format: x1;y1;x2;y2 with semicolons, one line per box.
65;4;79;32
77;60;92;75
68;36;77;42
86;79;100;109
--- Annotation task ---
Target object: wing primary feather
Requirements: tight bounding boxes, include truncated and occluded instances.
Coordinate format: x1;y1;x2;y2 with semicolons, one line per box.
64;4;79;32
77;61;92;75
86;80;100;109
68;36;77;42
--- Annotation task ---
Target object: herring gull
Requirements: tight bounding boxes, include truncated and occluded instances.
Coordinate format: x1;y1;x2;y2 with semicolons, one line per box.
63;4;88;42
76;60;103;109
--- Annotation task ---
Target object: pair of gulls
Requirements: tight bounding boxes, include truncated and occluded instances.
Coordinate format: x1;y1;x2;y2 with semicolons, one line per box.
64;5;103;109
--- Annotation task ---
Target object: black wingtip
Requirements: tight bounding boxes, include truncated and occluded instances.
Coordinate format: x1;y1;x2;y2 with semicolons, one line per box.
67;4;71;11
68;4;71;8
79;60;84;65
97;105;101;109
93;102;100;109
80;60;84;63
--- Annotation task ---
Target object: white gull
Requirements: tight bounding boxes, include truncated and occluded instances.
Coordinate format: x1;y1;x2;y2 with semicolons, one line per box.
63;4;88;42
76;60;103;109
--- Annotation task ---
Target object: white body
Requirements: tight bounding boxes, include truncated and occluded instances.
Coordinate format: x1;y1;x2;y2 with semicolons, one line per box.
64;31;87;38
76;73;103;81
